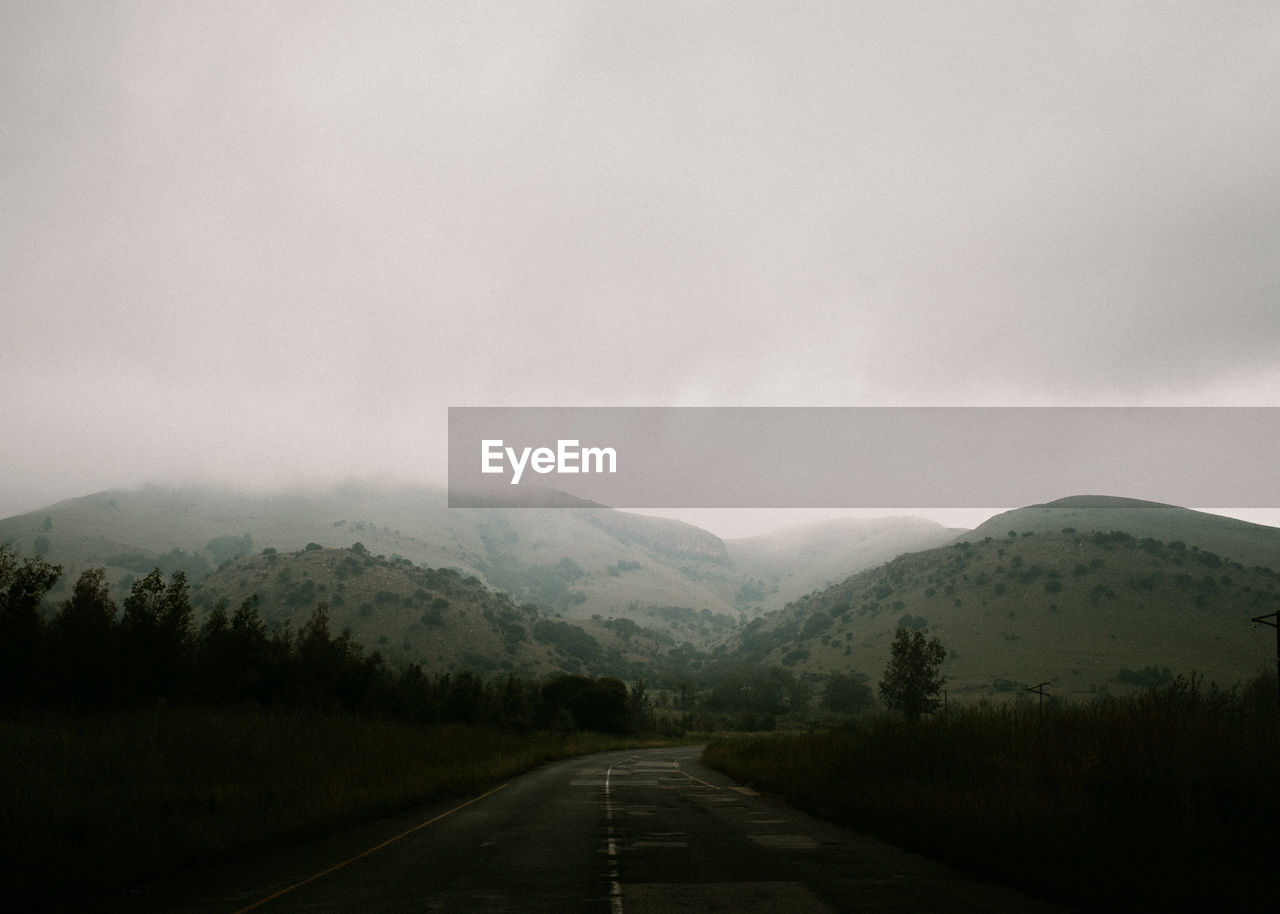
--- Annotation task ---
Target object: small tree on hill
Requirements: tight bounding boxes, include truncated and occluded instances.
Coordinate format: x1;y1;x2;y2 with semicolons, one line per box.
879;627;947;719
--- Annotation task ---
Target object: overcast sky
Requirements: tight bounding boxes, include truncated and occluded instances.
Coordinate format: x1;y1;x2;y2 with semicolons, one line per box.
3;2;1279;536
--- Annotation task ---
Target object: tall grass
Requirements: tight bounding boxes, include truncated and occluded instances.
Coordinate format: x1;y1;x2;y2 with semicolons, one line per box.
0;707;668;908
704;674;1280;911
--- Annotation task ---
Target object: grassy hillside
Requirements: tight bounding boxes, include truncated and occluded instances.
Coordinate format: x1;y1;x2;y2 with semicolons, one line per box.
0;482;955;644
190;545;680;681
9;485;1280;706
959;495;1280;568
0;484;740;630
733;526;1280;701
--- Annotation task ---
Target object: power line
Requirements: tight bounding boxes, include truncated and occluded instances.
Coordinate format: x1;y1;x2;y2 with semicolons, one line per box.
1026;681;1051;718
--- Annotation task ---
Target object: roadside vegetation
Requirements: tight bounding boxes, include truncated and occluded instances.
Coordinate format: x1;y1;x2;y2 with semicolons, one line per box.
2;710;671;909
704;672;1280;911
0;545;675;908
0;545;657;730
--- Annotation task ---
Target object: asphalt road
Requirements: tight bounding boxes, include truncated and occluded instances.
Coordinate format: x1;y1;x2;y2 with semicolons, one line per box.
114;745;1072;913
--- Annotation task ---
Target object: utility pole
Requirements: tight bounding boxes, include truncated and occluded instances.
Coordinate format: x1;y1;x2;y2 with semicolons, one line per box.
1026;681;1051;719
1251;611;1280;706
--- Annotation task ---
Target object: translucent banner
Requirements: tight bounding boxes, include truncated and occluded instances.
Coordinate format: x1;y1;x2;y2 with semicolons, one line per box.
447;407;1280;509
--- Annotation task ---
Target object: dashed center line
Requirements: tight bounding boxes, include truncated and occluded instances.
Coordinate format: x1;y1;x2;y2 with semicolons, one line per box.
749;834;821;849
603;756;637;914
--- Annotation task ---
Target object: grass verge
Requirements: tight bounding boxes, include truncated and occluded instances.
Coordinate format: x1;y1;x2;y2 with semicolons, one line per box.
703;674;1280;911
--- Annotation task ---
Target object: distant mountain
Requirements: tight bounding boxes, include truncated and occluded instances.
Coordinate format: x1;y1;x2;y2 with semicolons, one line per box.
0;483;954;650
7;484;1278;703
724;516;960;613
732;504;1280;701
957;495;1280;569
0;483;727;610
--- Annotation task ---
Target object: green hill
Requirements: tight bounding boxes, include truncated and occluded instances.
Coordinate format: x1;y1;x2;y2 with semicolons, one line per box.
958;495;1280;568
0;483;740;632
189;545;678;681
0;482;954;646
10;484;1279;708
732;523;1280;701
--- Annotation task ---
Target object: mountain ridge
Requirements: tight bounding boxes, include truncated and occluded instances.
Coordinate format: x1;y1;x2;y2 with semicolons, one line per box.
957;494;1280;569
0;482;953;640
7;484;1280;702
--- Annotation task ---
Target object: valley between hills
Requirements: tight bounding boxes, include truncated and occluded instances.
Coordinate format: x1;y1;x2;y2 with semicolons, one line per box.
3;485;1277;709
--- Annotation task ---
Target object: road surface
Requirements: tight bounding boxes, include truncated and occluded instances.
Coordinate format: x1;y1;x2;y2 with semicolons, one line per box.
114;745;1072;912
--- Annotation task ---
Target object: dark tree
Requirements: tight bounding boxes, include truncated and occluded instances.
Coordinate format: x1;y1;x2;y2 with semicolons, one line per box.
705;663;789;716
446;670;485;723
290;602;342;710
196;594;276;705
0;544;61;704
879;627;947;719
541;674;630;733
120;569;194;701
49;567;119;706
626;678;655;733
821;671;874;716
0;544;61;615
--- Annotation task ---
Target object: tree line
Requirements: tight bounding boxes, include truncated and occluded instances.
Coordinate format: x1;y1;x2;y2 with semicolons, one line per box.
0;545;652;733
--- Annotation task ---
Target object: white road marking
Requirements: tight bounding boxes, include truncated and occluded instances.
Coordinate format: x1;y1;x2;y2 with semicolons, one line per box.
748;834;820;849
604;756;638;914
623;881;835;912
672;760;721;791
232;782;511;913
